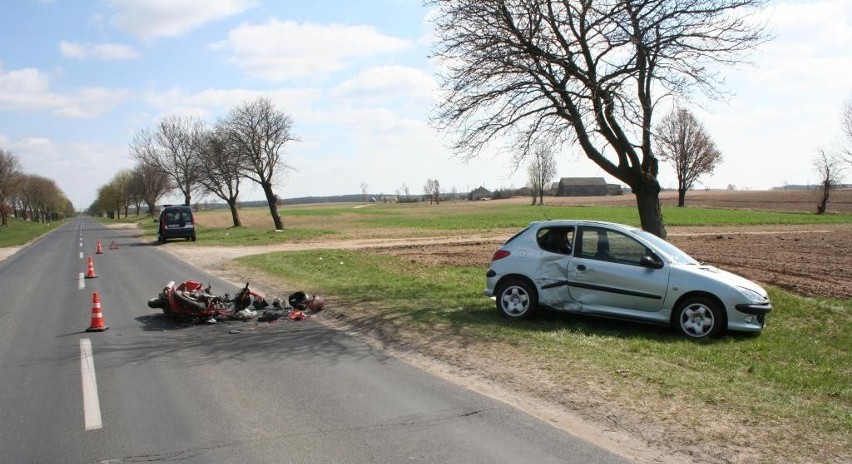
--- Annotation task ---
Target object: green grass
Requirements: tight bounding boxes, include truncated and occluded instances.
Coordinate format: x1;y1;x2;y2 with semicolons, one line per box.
0;217;60;247
238;248;851;445
134;203;852;246
193;225;336;244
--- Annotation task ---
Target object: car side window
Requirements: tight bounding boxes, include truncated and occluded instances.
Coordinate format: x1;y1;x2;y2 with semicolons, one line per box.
577;227;647;265
536;226;574;255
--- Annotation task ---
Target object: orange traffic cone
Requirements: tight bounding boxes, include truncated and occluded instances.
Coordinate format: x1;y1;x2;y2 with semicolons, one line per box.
84;257;98;279
95;240;103;254
108;241;119;250
86;292;109;332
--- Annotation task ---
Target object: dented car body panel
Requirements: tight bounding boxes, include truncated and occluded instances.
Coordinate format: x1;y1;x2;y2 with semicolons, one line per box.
485;220;772;338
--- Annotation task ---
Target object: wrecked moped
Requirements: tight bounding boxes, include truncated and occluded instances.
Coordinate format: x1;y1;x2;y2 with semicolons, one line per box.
147;280;235;319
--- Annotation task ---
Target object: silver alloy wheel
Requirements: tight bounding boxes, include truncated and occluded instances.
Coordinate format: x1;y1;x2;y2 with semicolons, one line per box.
500;285;530;316
679;302;715;338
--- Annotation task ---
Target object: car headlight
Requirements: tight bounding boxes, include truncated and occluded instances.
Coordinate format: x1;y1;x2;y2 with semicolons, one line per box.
737;286;767;304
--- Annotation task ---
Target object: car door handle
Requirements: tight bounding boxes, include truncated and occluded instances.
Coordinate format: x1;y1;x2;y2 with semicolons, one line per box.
576;264;586;271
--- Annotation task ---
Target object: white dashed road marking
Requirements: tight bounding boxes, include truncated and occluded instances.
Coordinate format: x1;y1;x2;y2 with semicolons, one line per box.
80;338;103;431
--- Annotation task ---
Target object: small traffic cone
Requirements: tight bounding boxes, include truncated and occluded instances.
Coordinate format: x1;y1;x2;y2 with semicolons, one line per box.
95;240;103;254
86;292;109;332
84;257;98;279
108;241;119;250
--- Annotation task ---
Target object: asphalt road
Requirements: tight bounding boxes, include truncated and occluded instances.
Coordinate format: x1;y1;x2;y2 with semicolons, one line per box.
0;218;630;464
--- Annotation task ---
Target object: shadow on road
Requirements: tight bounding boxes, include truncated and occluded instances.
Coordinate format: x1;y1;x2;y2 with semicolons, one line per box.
88;313;386;370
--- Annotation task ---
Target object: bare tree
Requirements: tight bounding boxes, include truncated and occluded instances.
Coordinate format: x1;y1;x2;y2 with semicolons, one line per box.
655;108;723;207
400;183;410;201
814;149;845;215
127;168;146;215
130;115;205;206
424;179;441;204
841;98;852;165
526;144;557;205
135;162;172;217
430;0;769;238
196;129;244;227
111;170;135;218
0;148;22;226
17;174;65;223
221;96;297;231
360;182;369;202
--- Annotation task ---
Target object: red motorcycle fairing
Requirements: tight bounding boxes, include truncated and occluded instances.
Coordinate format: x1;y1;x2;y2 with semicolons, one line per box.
148;280;234;319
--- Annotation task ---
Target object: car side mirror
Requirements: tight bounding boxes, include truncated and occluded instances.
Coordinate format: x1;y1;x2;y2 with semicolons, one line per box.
640;255;663;269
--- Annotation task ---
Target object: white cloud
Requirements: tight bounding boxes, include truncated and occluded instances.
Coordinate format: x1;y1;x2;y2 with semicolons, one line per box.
141;87;323;123
0;66;126;118
330;65;437;104
60;41;139;60
0;67;62;111
213;19;413;81
12;137;132;208
105;0;255;40
745;0;852;91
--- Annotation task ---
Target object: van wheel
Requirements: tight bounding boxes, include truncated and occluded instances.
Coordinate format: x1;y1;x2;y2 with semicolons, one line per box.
496;279;538;319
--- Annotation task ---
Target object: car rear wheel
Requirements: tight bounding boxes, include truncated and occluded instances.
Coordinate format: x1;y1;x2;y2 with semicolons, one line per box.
496;279;538;319
673;296;725;339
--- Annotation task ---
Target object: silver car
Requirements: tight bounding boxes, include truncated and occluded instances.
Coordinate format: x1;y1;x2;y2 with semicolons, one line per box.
484;220;772;338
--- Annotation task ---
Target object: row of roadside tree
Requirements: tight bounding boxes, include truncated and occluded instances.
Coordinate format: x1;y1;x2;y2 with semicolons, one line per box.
0;148;74;226
89;96;296;230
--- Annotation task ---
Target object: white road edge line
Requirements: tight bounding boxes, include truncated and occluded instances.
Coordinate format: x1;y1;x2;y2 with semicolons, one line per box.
79;252;84;259
78;273;85;290
80;338;103;431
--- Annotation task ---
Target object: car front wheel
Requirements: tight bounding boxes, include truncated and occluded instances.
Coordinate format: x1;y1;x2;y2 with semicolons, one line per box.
673;296;725;339
496;279;538;319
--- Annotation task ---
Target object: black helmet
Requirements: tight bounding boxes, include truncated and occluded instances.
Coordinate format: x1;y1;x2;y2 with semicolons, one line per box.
288;291;308;309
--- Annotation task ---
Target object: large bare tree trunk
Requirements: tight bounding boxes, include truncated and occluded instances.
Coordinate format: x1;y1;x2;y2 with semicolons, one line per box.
261;182;284;230
817;180;830;214
633;179;667;239
227;198;242;227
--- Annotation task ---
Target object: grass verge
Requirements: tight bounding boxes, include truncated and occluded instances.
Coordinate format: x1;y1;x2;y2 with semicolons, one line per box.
0;218;60;247
237;248;851;462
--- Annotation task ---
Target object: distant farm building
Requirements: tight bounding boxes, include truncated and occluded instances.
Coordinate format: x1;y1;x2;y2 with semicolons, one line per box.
607;184;624;195
555;177;609;196
469;186;493;201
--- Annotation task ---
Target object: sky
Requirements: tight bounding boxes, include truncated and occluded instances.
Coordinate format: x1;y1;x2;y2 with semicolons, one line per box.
1;0;850;209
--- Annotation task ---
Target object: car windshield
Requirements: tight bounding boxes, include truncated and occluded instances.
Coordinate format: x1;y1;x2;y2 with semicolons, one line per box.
635;230;699;265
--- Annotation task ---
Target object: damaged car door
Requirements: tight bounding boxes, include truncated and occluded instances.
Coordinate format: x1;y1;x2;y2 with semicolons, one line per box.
567;226;669;318
533;225;581;310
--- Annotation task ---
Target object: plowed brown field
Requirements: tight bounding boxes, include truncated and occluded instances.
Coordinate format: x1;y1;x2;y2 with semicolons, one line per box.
367;223;852;300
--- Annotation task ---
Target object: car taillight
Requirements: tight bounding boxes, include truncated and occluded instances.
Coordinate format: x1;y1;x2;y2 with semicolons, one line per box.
491;250;511;261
